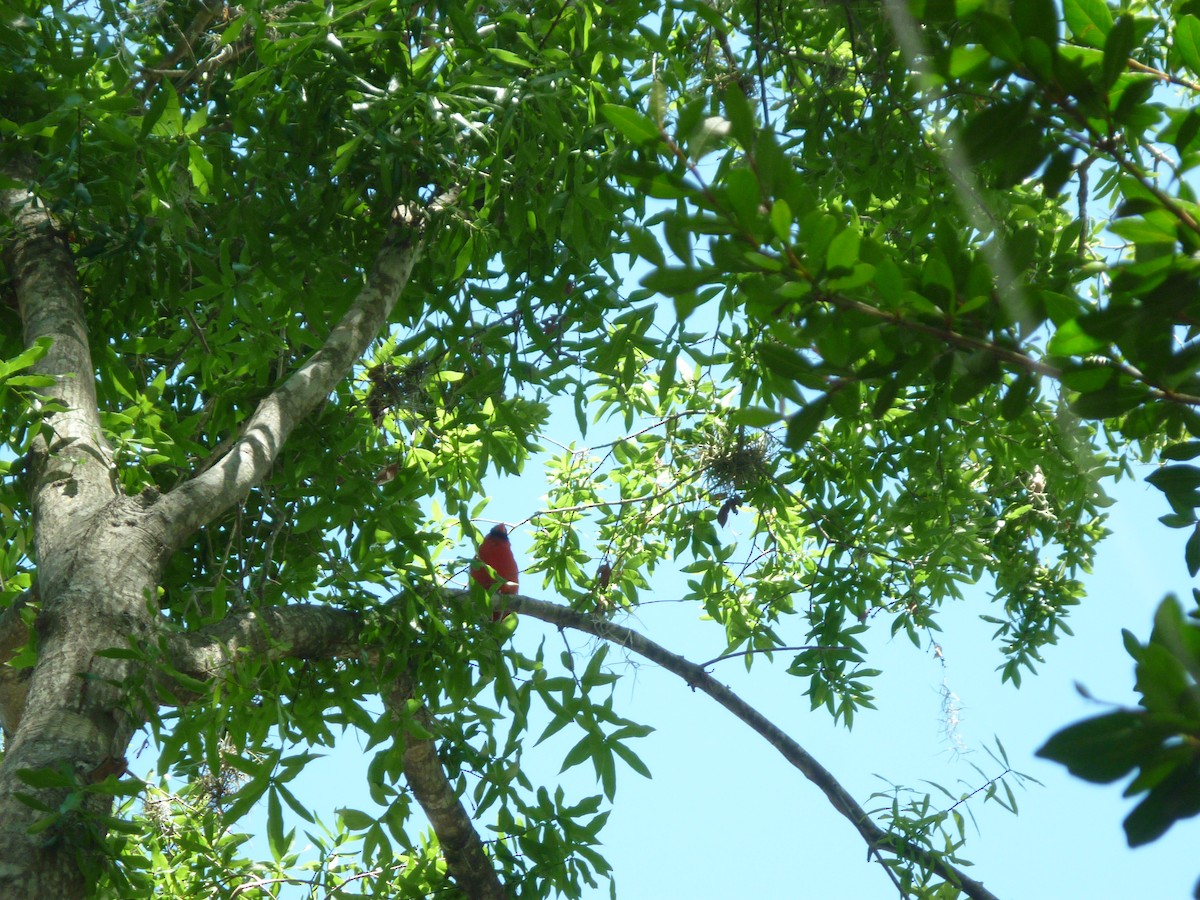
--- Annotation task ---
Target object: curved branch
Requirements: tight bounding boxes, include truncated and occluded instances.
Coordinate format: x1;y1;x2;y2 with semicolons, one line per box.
512;595;1001;900
386;674;507;900
160;591;993;896
153;199;449;551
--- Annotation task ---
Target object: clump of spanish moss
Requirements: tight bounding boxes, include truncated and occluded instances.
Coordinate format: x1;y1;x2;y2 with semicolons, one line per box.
696;424;777;496
365;357;436;423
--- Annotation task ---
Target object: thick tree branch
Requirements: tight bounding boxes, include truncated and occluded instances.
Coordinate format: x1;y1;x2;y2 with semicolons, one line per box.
161;604;361;689
512;596;1002;900
1;155;118;552
386;674;508;900
153;200;449;551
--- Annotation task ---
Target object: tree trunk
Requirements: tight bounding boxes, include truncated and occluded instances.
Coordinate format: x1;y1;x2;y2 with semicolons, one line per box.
0;175;166;895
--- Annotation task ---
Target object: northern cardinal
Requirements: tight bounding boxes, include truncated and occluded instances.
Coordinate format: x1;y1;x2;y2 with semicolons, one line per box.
471;524;519;620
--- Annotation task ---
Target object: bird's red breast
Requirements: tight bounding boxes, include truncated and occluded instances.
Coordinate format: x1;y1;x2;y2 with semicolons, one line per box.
472;524;519;596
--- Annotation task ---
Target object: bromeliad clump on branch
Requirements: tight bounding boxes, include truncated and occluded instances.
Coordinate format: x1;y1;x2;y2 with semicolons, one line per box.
696;423;778;525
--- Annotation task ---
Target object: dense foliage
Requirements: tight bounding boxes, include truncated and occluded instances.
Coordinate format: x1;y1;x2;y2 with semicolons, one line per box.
3;0;1200;897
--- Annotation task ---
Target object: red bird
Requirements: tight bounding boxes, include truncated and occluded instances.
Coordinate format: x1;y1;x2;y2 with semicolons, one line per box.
471;524;519;620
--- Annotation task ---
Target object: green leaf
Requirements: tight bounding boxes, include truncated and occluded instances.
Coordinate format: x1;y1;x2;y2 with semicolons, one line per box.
487;47;534;68
624;224;665;267
948;44;992;79
338;807;376;831
222;777;269;825
3;374;56;388
1187;525;1200;577
560;733;597;773
1064;0;1113;49
0;337;53;381
1176;16;1200;77
649;79;667;126
825;227;860;274
581;645;608;688
1125;764;1200;846
1000;373;1037;420
1047;318;1107;356
758;342;816;383
962;98;1032;163
266;787;288;860
1158;512;1196;528
1069;381;1148;419
728;406;781;428
640;266;714;296
769;199;792;242
687;116;732;162
1041;149;1076;196
1103;15;1136;89
723;85;757;150
600;104;660;143
611;740;652;779
1162;442;1200;461
975;13;1023;64
1147;464;1200;494
785;396;830;448
275;782;315;824
1012;0;1058;55
16;766;75;789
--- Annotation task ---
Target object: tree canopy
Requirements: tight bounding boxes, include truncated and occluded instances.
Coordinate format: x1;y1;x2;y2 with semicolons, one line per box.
2;0;1200;897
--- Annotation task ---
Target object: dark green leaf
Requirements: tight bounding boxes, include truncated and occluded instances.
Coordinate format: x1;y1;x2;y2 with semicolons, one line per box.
15;767;75;789
1125;764;1200;846
785;396;830;448
1013;0;1059;50
1147;464;1200;494
723;85;757;150
1162;442;1200;461
1069;382;1149;419
1176;15;1200;76
640;266;713;296
1036;711;1165;783
1103;16;1136;89
1187;525;1200;577
338;807;376;831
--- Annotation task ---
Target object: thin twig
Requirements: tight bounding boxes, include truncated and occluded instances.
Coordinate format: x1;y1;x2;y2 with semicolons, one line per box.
700;644;848;668
1127;57;1200;93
